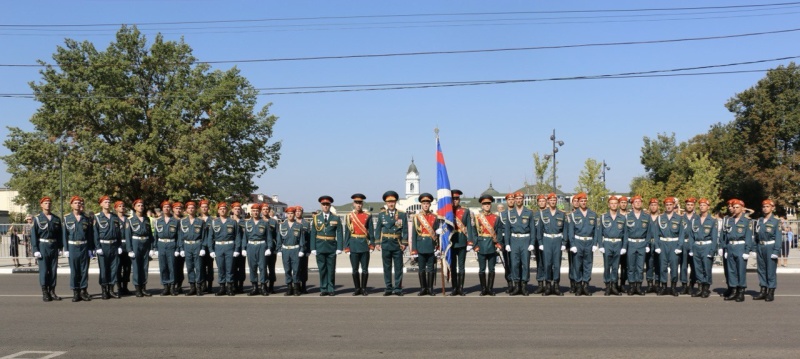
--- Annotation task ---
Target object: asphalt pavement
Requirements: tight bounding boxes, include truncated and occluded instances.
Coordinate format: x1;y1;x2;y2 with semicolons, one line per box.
0;271;799;358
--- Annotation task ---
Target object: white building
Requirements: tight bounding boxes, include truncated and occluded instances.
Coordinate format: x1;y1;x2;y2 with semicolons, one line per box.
0;188;28;214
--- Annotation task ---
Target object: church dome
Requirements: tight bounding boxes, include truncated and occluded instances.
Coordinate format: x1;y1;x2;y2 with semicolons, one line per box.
407;158;419;175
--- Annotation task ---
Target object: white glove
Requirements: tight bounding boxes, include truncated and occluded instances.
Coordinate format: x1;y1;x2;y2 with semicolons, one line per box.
539;245;544;250
233;252;240;257
646;247;650;253
117;248;123;255
771;254;778;259
370;249;374;253
199;249;206;257
688;251;693;256
435;228;443;235
34;251;42;258
527;245;534;251
58;250;63;256
242;250;247;256
675;249;682;255
742;253;749;260
570;247;577;253
466;245;473;251
591;246;598;253
655;248;662;254
96;249;104;256
298;251;305;257
724;252;728;259
336;250;342;255
411;252;418;258
599;248;606;253
277;251;282;256
707;254;713;258
180;250;185;257
150;250;156;257
174;251;179;257
434;250;441;258
311;250;317;256
64;251;69;258
128;251;135;258
560;245;566;251
717;249;723;257
620;248;627;255
505;245;511;252
210;252;217;258
265;249;272;256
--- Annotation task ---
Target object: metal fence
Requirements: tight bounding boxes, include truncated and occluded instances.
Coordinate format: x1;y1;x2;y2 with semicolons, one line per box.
0;223;35;259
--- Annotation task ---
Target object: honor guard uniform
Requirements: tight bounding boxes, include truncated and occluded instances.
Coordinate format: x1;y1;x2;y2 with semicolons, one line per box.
311;196;343;296
178;201;206;296
278;207;305;296
448;190;473;296
498;193;515;293
679;197;698;295
567;192;600;296
688;198;718;298
617;196;630;290
623;196;651;296
411;193;442;296
64;196;94;302
125;199;154;297
198;200;215;293
375;191;408;296
261;204;280;294
532;194;547;294
599;196;627;296
344;193;375;296
209;202;243;296
93;196;124;299
474;195;504;296
719;199;735;298
154;201;179;296
567;196;580;293
721;199;753;302
242;203;272;296
115;201;133;295
654;197;685;296
536;193;568;296
231;202;247;293
171;202;186;294
504;191;535;296
753;199;781;302
295;206;311;294
645;198;661;293
31;196;63;302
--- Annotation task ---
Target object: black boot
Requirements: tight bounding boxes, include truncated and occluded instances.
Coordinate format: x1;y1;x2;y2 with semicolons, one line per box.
269;281;276;294
458;273;466;296
109;284;120;299
625;282;633;296
701;283;710;298
680;282;689;295
248;282;260;296
427;272;436;296
487;272;496;296
724;287;738;301
120;282;132;295
206;280;213;294
670;282;679;297
753;286;767;300
72;289;81;302
569;280;576;294
479;273;487;296
448;274;458;296
352;273;361;296
735;287;745;302
48;286;62;301
603;282;611;296
186;283;197;296
236;281;244;294
506;280;514;294
722;286;733;298
637;282;645;296
227;283;235;296
174;283;183;295
301;282;308;294
657;282;667;296
196;282;204;296
521;281;529;296
552;281;563;296
765;288;775;302
509;281;520;296
646;280;657;293
160;285;170;296
361;273;369;296
418;272;427;296
135;285;144;298
582;281;592;296
101;285;110;300
261;283;269;296
41;286;52;302
534;281;546;295
285;283;295;296
215;283;227;296
691;283;703;297
294;283;302;296
80;288;91;301
610;282;621;296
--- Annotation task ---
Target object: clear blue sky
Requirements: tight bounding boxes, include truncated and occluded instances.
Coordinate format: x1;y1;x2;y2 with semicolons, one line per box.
2;1;799;209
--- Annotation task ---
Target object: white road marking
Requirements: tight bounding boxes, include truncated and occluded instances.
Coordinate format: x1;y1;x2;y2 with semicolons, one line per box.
0;351;66;359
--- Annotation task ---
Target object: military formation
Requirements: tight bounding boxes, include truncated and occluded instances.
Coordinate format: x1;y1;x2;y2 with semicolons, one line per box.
29;191;783;302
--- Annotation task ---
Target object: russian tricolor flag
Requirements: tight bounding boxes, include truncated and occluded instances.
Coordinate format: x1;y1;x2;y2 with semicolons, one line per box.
436;133;454;266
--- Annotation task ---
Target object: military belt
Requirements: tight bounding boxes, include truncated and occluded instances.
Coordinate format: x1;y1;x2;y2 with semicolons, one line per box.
317;235;335;241
661;237;679;242
628;238;646;243
68;240;86;245
759;240;775;245
39;237;55;241
350;234;367;238
248;239;266;243
510;233;530;238
695;240;712;246
574;235;593;241
99;240;118;244
131;236;148;240
603;237;622;243
282;245;299;249
183;240;199;245
542;233;562;238
215;241;233;245
381;233;400;238
728;240;745;245
38;239;55;243
158;238;176;243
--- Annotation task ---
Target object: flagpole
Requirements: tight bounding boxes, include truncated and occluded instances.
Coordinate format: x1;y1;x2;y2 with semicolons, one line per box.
435;127;446;296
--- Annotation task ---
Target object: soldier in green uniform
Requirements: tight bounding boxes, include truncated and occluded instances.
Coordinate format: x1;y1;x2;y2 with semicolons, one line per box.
344;193;375;296
154;200;179;296
93;195;124;300
753;199;781;301
375;191;408;296
171;202;186;294
115;201;133;296
125;199;154;297
242;203;271;296
654;197;685;296
599;196;627;296
209;202;242;296
31;196;63;302
311;196;343;296
537;193;568;296
278;207;305;296
617;196;630;291
722;199;753;302
679;198;698;295
567;195;580;293
624;195;651;296
473;195;504;296
688;198;717;298
568;192;600;296
231;202;247;294
295;206;311;294
260;204;279;294
178;201;206;296
411;193;442;296
498;193;515;293
532;194;547;294
504;192;535;296
449;190;473;296
645;198;661;293
198;199;215;294
64;196;94;302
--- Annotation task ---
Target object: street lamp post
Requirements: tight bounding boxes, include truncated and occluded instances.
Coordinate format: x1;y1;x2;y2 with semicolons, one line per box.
543;129;564;194
601;160;611;189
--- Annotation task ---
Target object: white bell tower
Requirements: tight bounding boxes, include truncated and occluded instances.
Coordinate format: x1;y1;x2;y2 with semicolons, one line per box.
405;158;420;199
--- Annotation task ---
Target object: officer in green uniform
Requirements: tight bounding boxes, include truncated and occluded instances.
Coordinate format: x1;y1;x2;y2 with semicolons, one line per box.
311;196;343;296
504;191;535;296
687;198;717;298
568;192;600;296
375;191;408;296
31;196;63;302
654;197;685;296
498;194;515;293
231;202;247;293
645;198;661;293
115;201;133;296
753;199;781;302
64;196;94;302
295;206;311;294
93;195;123;300
411;193;442;296
624;195;651;296
171;202;186;294
242;203;271;296
260;204;279;294
567;195;580;293
532;194;547;294
617;196;630;291
278;207;305;296
154;200;180;296
537;193;568;296
178;201;206;296
448;190;473;296
721;199;753;302
599;196;627;296
198;199;215;294
679;198;698;295
125;199;154;297
344;193;375;296
473;194;504;296
209;202;242;296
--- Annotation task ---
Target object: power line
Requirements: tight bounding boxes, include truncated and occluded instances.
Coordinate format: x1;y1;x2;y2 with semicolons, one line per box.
3;27;800;68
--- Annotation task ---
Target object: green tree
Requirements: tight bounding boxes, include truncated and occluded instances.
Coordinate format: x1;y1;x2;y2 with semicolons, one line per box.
2;26;281;212
575;158;609;213
682;152;722;207
532;151;554;194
